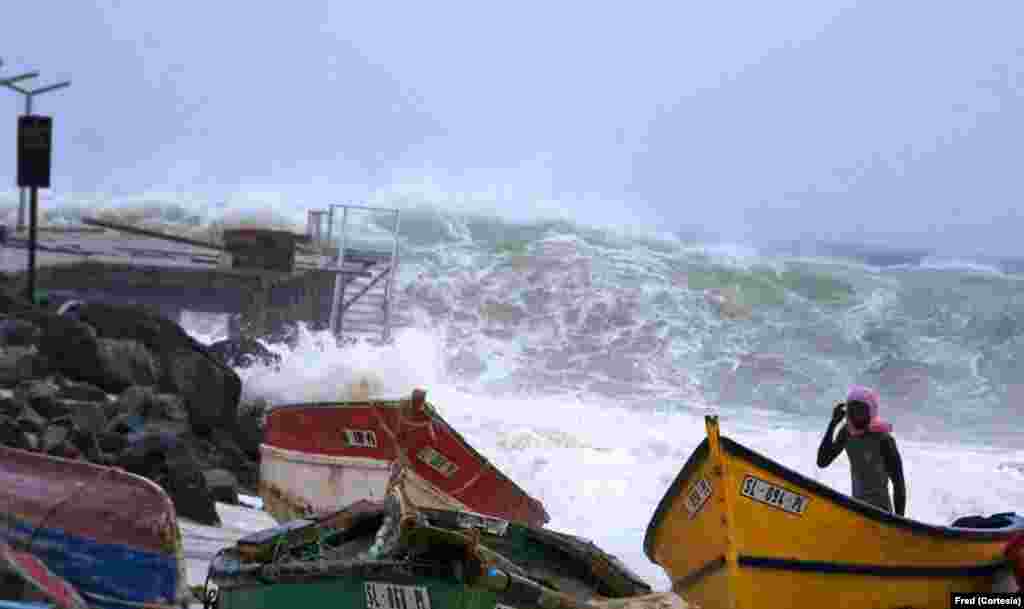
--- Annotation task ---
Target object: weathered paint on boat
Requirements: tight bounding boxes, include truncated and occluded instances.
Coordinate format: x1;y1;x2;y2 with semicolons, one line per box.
645;416;1022;609
415;507;651;599
218;576;684;609
217;568;500;609
260;389;549;527
0;445;187;609
215;472;675;609
214;555;684;609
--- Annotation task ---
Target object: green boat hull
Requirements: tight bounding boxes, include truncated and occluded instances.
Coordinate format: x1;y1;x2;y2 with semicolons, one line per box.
218;572;500;609
210;475;653;609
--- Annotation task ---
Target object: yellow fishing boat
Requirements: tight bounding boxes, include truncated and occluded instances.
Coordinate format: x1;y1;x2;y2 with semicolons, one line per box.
644;416;1022;609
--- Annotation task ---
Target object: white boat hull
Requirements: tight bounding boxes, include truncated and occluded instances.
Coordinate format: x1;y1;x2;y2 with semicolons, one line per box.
259;443;469;523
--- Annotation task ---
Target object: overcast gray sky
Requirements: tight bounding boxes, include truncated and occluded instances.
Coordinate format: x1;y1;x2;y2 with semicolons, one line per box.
2;1;1022;255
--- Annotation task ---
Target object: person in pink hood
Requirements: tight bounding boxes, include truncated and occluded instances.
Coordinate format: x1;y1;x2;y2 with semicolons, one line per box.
817;385;906;515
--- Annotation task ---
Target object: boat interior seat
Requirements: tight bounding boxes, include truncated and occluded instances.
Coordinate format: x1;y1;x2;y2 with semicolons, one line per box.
950;512;1023;529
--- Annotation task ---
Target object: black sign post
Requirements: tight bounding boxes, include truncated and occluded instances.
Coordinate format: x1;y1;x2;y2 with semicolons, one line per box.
17;115;52;306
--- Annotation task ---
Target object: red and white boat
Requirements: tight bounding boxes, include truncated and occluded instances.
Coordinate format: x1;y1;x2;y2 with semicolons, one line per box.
259;388;550;527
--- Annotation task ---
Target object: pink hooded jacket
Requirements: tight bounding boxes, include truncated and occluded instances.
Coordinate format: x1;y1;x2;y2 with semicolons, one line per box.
845;385;893;437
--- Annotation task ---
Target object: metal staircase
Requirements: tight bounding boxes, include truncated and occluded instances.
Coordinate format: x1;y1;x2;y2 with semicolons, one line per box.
310;204;401;344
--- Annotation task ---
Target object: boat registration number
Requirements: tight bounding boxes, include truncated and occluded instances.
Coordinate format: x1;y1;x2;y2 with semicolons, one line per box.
365;582;432;609
417;447;459;478
741;475;808;515
344;428;379;448
685;477;713;518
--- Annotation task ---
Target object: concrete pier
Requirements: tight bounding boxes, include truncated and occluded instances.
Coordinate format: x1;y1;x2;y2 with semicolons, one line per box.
0;204;402;343
0;217;398;342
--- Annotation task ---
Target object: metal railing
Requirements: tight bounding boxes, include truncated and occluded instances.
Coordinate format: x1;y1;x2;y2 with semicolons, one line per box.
325;204;401;343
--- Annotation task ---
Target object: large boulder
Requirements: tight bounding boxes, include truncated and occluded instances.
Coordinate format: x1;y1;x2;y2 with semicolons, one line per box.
0;319;41;348
54;377;109;402
151;393;189;424
41;425;76;458
22;432;39;452
163;458;221;526
96;430;127;454
0;396;26;419
0;284;35;317
234;401;266;460
72;304;241;434
15;405;46;434
163;350;238;433
0;414;32;450
203;469;240;505
110;385;155;419
111;386;189;429
210;429;259;490
116;431;220;526
48;416;103;462
61;400;107;435
0;347;49;387
104;412;146;435
13;379;64;420
184;430;259;492
94;339;160;391
14;312;106;387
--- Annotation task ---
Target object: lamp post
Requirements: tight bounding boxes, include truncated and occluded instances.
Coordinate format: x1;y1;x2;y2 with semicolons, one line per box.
2;59;70;304
1;60;70;231
6;83;71;233
0;58;39;88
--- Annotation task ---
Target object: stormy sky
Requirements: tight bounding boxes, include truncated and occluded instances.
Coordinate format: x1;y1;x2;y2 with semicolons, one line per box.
1;1;1022;255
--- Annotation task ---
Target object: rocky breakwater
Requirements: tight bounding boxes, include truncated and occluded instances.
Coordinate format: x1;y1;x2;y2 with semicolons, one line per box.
0;288;268;527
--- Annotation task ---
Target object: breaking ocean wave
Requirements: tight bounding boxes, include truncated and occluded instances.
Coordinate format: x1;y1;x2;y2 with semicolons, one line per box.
17;196;1024;591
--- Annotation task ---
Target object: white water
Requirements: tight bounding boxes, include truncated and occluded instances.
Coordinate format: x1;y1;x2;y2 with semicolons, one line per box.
180;324;1024;592
181;501;277;590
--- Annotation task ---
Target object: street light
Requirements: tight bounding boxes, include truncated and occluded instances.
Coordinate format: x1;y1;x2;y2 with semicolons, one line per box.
0;72;39;87
0;58;38;87
0;59;70;231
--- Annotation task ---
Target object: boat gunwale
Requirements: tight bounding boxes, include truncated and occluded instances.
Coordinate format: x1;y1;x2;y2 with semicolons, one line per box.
264;399;551;524
211;557;456;588
719;435;1024;540
264;399;408;415
644;429;1024;565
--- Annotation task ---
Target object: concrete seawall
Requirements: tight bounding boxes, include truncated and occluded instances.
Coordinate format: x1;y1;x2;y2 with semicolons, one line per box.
0;230;339;338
